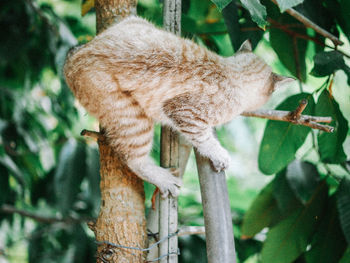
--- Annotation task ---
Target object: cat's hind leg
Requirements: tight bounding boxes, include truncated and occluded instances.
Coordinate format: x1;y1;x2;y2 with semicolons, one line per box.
99;90;182;198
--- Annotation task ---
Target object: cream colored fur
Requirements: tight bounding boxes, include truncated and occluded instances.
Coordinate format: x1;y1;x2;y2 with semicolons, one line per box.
64;16;293;197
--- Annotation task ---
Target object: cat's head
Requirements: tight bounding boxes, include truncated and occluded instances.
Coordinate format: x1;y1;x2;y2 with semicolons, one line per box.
232;40;295;110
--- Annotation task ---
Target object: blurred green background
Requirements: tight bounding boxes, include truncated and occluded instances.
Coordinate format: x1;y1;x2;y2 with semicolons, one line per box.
0;0;349;262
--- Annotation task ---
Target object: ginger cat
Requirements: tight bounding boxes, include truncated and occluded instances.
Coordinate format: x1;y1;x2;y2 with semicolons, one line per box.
64;16;293;197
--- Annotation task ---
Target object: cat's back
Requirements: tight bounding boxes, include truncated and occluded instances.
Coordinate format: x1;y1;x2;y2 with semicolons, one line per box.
98;16;182;59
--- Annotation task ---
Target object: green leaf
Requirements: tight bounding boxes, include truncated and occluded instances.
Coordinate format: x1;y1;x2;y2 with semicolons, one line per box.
316;90;348;163
270;15;308;81
0;154;26;187
305;196;347;263
235;238;262;262
211;0;233;11
0;165;16;207
339;0;350;40
240;0;267;28
222;0;241;51
54;139;87;216
311;51;350;84
325;0;350;42
273;169;303;215
340;247;350;263
258;93;314;175
276;0;305;12
210;34;234;56
187;0;213;20
286;161;320;204
71;225;95;263
223;1;265;51
181;16;228;35
261;182;328;263
241;182;281;237
337;178;350;244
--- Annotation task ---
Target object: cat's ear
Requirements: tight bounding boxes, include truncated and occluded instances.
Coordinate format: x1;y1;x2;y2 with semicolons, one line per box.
272;73;295;89
237;39;252;52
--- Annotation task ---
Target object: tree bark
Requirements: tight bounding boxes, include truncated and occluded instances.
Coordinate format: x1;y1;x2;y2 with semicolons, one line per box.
95;0;136;33
91;1;147;262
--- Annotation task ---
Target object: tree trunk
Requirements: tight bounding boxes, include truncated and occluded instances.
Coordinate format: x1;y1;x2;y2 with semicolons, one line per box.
91;1;147;262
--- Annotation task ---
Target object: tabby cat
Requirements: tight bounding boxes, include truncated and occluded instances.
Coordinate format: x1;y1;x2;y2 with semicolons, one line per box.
64;16;293;197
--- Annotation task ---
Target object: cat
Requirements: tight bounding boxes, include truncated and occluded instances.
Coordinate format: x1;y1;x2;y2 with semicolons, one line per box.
63;16;293;198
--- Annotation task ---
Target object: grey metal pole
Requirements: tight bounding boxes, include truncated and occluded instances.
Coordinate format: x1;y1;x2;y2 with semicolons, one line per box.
195;149;237;263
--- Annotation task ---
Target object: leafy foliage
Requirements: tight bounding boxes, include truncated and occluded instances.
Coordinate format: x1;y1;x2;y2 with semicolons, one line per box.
316;90;348;163
337;178;350;244
305;196;347;263
240;0;267;28
0;0;349;262
261;181;328;263
311;51;350;84
258;93;314;174
241;182;280;237
286;161;320;204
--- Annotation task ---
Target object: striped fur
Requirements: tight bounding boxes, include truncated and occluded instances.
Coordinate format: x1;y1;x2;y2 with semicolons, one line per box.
63;16;293;197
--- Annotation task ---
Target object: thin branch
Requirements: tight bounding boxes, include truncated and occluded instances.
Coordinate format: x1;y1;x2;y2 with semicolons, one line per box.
241;100;334;133
0;204;91;224
81;129;103;141
292;35;302;83
270;0;343;46
288;98;307;120
178;226;205;237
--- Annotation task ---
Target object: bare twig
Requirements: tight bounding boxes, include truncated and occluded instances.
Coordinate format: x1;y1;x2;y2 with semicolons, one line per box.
287;98;307;120
178;226;205;237
270;0;343;46
0;204;91;224
81;129;103;140
292;35;302;83
242;100;334;133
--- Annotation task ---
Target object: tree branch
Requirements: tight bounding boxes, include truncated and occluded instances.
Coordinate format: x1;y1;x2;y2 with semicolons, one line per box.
270;0;343;46
241;99;334;133
81;129;103;140
0;204;91;224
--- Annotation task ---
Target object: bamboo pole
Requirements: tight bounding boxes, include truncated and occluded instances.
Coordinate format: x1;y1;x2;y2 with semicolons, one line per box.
195;137;237;263
159;1;182;263
147;135;192;261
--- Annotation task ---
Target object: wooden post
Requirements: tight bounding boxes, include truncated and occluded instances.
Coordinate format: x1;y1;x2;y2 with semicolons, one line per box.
147;135;192;262
159;1;182;262
195;138;237;263
91;1;148;262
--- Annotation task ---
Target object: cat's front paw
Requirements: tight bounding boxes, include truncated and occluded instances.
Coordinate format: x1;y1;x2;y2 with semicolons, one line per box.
209;149;230;172
156;168;182;198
